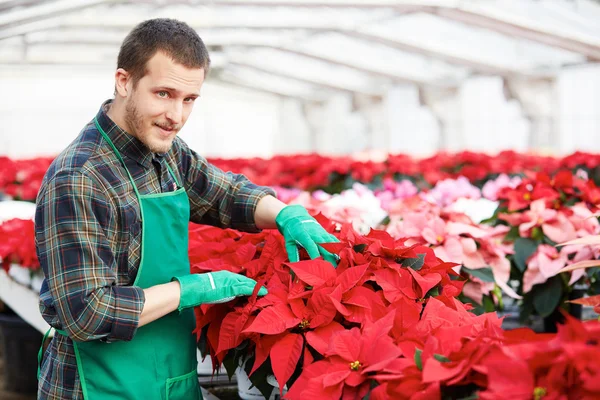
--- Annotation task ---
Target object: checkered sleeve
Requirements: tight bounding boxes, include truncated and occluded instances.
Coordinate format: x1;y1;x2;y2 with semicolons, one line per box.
175;140;276;232
35;170;145;342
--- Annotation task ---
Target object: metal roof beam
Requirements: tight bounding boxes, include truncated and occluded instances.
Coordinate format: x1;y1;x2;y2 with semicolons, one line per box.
181;0;600;61
12;24;520;77
227;61;379;96
0;0;106;30
211;74;319;101
16;34;455;86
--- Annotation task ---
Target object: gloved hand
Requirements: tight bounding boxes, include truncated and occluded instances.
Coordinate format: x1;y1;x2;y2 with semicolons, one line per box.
275;205;339;267
173;271;267;311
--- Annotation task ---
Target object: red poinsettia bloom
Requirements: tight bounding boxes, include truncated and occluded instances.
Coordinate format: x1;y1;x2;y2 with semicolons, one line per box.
285;312;402;400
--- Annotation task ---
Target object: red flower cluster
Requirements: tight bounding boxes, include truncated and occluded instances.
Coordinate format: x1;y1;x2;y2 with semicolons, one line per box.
497;170;600;212
188;216;600;399
208;151;600;190
3;152;600;200
0;156;53;201
0;218;39;270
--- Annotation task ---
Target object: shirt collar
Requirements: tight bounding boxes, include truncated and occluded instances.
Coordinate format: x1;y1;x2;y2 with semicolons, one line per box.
95;99;156;169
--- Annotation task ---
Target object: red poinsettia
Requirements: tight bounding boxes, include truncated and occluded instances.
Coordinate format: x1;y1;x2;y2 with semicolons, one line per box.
285;311;402;400
0;218;39;270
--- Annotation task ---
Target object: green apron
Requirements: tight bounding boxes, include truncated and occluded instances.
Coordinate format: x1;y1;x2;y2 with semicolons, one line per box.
38;118;202;400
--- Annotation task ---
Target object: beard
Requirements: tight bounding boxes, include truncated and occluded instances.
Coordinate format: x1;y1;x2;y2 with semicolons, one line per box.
124;97;175;154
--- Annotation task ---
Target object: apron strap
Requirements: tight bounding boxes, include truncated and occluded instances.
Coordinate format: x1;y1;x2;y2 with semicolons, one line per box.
164;161;182;189
37;327;54;380
93;118;143;203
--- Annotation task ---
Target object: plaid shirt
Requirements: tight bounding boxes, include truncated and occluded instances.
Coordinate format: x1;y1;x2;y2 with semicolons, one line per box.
36;100;276;399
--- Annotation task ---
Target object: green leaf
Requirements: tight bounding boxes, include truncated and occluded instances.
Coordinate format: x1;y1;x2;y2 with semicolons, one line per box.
482;295;496;313
414;348;423;371
457;394;480;400
379;216;391;226
533;276;563;318
462;266;495;283
519;295;535;324
245;355;276;399
514;238;539;272
531;227;544;241
222;351;238;381
459;294;485;316
504;225;520;242
426;286;440;298
353;244;368;253
197;326;209;357
433;354;451;363
402;253;426;271
362;380;380;400
543;235;558;246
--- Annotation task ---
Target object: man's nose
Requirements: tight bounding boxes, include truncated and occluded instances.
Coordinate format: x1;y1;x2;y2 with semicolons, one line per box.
165;101;183;125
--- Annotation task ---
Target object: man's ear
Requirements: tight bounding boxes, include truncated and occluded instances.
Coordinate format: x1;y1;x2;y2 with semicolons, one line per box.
114;68;131;97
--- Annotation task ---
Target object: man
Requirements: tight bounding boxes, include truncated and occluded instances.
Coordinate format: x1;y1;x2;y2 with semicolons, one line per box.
35;18;337;400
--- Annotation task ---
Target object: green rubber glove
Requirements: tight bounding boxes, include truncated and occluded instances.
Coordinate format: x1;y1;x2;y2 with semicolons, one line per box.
173;271;267;311
275;205;339;267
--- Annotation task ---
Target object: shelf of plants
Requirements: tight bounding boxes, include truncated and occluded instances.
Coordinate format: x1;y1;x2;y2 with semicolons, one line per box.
1;152;599;399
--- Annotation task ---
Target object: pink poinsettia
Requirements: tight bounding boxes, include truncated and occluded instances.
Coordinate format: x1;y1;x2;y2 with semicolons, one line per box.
559;244;600;285
481;174;522;201
568;202;600;237
500;199;577;243
421;176;481;208
523;245;568;293
376;178;419;210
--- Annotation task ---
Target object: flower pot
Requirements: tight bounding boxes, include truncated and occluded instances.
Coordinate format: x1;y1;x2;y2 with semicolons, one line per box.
7;264;31;287
31;272;44;293
236;358;287;400
0;311;43;394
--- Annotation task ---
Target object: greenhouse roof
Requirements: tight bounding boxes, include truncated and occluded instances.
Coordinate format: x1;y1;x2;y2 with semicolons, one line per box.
2;0;600;99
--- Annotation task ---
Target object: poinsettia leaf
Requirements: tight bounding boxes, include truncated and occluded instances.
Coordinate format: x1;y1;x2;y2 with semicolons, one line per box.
251;333;285;376
337;263;370;293
313;212;337;233
433;354;451;363
308;289;338;328
558;260;600;273
290;260;337;287
222;350;238;380
414;348;423;371
288;298;307;319
401;253;426;271
353;243;368;253
216;311;243;354
246;355;276;399
330;295;352;317
407;269;441;298
372;268;413;302
270;333;304;394
566;294;600;307
305;321;345;355
327;328;361;360
243;304;300;335
556;236;600;247
532;276;563;318
462;266;495;283
514;238;539;272
226;242;257;265
319;242;347;254
366;229;394;242
260;234;287;267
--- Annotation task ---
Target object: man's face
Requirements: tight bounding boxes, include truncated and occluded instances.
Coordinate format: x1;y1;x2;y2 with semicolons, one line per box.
123;51;205;154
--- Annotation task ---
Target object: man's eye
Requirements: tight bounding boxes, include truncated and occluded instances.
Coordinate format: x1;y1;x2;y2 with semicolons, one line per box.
157;91;168;98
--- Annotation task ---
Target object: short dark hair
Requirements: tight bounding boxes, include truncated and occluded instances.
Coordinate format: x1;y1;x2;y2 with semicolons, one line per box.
117;18;210;86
